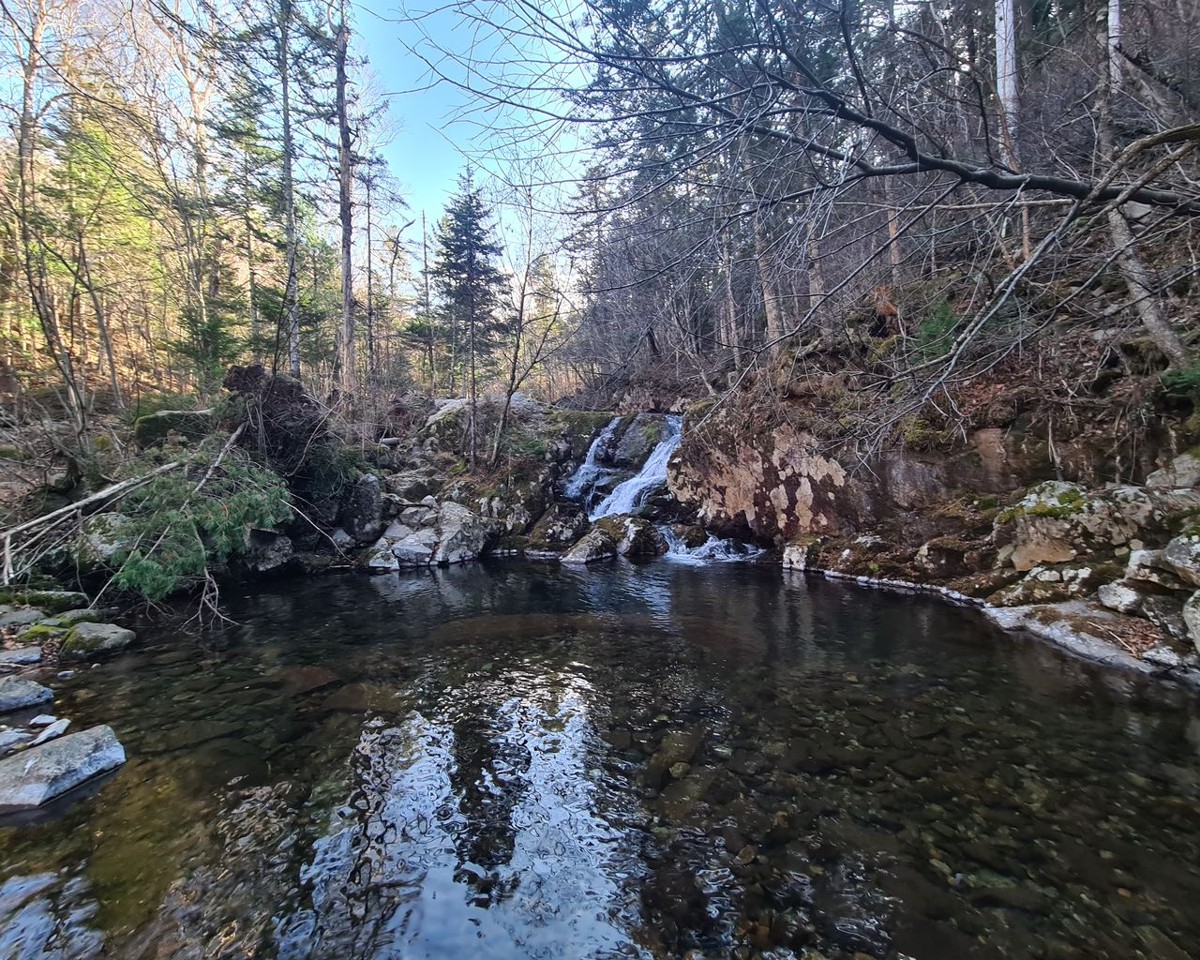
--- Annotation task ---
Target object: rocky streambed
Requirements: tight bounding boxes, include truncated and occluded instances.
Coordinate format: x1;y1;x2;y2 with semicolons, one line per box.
2;564;1199;959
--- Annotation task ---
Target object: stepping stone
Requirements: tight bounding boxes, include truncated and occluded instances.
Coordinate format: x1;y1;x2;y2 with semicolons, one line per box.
0;725;125;810
0;676;53;713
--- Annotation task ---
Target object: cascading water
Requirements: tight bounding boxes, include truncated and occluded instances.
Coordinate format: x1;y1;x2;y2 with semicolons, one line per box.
562;417;623;513
566;413;761;562
590;416;682;520
658;526;765;564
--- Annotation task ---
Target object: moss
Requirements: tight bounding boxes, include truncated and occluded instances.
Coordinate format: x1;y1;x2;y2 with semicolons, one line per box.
996;486;1087;524
17;623;68;640
0;589;90;612
132;409;215;448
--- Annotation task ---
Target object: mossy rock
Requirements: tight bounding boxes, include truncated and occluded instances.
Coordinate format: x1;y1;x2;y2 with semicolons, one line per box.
60;622;136;660
16;622;68;642
133;409;215;448
0;589;90;613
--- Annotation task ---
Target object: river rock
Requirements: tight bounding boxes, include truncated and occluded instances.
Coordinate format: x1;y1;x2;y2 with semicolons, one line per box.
0;646;42;668
0;677;52;713
365;537;400;572
434;502;497;565
385;469;442;502
1162;534;1200;588
0;725;125;810
0;728;32;755
392;528;439;566
594;515;668;557
0;608;45;628
526;505;589;556
561;528;618;565
610;413;666;468
5;591;88;614
30;718;70;746
60;622;135;660
342;474;384;543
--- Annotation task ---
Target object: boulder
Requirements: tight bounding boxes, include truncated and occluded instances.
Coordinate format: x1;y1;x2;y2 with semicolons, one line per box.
1146;452;1200;490
60;622;135;661
1163;534;1200;588
0;591;88;614
0;725;125;810
0;677;53;713
132;408;215;448
526;505;589;556
561;528;619;565
594;515;668;557
434;502;497;565
243;529;293;573
610;414;666;468
341;474;384;543
392;528;439;566
385;470;442;502
381;520;414;540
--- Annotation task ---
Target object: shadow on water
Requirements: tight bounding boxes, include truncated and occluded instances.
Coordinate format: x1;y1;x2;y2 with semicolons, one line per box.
2;560;1200;959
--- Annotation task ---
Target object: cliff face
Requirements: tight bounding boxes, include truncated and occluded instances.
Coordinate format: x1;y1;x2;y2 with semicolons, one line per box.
667;409;1049;544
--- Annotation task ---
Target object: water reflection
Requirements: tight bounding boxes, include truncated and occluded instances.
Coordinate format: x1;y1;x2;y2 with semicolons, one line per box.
0;562;1198;959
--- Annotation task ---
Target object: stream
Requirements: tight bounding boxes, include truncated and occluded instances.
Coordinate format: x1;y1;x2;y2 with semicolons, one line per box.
1;560;1199;959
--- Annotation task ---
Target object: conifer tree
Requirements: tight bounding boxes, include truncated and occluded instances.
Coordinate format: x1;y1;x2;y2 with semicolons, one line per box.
431;171;505;469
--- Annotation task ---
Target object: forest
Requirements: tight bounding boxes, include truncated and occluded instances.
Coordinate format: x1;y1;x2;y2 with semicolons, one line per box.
0;0;1198;586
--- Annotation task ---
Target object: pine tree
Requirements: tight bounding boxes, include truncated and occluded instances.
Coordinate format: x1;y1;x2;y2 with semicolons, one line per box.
431;172;505;469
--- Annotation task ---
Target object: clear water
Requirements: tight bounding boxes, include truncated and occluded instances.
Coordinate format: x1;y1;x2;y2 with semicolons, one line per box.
2;561;1199;960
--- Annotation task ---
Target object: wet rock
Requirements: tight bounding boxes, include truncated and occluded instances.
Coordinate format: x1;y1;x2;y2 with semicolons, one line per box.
434;501;498;565
0;725;125;810
60;622;135;660
0;677;52;713
30;718;69;746
0;647;41;668
594;514;668;557
0;728;32;755
526;505;589;557
342;474;384;543
561;528;619;565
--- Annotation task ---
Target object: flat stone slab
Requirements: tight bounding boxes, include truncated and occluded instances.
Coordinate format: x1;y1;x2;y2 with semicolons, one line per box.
0;725;125;810
0;676;53;713
0;646;42;667
0;608;45;628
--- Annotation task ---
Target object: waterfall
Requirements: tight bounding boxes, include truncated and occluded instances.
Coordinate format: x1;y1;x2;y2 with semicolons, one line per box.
659;526;765;564
562;417;622;507
590;416;682;520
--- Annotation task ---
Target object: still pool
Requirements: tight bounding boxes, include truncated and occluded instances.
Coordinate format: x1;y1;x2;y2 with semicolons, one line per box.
1;560;1198;959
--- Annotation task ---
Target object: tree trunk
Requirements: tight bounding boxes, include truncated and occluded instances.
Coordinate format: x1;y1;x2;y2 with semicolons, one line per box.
335;6;355;400
278;0;301;380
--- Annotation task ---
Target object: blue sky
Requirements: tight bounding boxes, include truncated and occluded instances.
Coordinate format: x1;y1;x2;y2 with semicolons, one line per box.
354;2;470;227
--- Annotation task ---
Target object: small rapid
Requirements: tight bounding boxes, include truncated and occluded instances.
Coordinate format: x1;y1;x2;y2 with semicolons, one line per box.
659;526;766;564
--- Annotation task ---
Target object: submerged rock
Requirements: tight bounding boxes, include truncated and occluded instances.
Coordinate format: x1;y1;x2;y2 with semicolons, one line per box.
0;725;125;810
0;677;53;713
